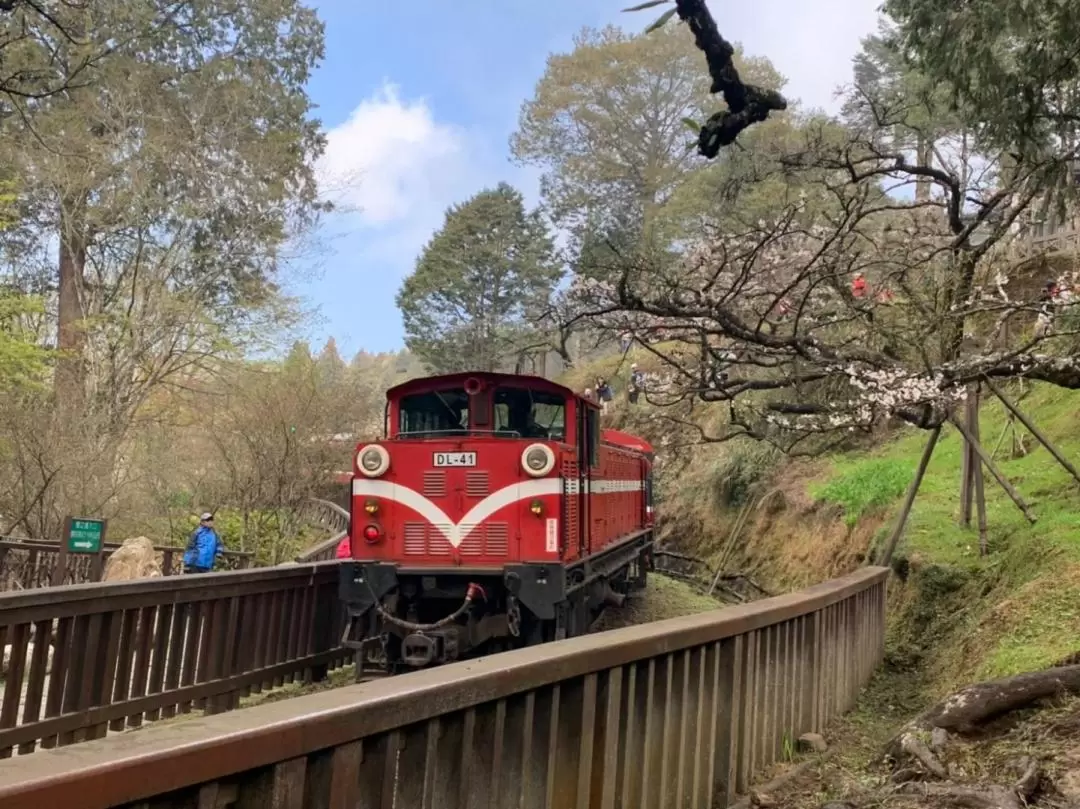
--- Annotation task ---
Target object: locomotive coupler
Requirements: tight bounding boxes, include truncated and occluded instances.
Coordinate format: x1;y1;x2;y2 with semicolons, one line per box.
401;626;464;667
402;633;437;667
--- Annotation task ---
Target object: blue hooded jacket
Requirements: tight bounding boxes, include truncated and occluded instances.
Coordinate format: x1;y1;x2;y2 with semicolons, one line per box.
183;525;223;569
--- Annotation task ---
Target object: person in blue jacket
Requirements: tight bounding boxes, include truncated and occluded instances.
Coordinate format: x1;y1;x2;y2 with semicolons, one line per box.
183;512;224;573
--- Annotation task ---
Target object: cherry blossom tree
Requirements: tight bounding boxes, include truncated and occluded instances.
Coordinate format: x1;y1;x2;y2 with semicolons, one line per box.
564;92;1080;454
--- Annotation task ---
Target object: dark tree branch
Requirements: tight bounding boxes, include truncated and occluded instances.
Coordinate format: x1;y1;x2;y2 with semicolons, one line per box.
672;0;788;156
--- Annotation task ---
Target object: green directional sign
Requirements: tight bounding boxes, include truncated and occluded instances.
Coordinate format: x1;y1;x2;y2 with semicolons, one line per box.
67;518;106;554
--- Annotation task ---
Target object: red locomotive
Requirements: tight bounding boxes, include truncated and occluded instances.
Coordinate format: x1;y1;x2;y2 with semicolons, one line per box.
339;371;655;673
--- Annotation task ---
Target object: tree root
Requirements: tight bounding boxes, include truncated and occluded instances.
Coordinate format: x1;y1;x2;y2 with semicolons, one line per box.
895;781;1026;809
895;731;948;780
892;756;1040;808
880;664;1080;802
884;664;1080;778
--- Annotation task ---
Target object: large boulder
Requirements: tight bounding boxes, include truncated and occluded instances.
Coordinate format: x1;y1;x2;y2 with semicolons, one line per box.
102;536;162;582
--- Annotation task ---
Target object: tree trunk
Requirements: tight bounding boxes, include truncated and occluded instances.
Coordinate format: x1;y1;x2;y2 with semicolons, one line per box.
915;135;932;201
56;196;89;404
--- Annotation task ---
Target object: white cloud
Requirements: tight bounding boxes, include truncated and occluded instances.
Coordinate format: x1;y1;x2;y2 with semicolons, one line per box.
713;0;881;113
316;82;470;229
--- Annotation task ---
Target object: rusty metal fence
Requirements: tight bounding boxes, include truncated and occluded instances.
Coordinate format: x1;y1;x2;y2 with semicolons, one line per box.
0;562;349;758
0;566;888;809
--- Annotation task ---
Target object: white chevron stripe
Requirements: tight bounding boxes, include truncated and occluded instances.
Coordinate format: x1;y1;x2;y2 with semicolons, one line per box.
352;478;561;548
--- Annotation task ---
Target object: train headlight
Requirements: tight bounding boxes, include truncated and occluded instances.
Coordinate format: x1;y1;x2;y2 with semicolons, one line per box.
521;443;555;477
356;445;390;478
364;500;379;515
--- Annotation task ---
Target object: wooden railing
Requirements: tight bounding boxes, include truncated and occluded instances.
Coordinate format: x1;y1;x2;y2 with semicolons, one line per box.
0;538;255;592
1015;218;1080;259
0;562;349;757
294;499;350;563
0;567;889;809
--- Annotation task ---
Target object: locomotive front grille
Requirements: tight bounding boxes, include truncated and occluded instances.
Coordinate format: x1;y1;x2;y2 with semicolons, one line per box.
423;471;447;498
457;522;510;556
484;522;509;556
403;522;427;555
402;522;454;556
465;471;490;498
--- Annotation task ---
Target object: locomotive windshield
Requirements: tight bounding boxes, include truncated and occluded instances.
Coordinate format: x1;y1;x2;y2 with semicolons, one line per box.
395;384;566;440
398;389;470;437
494;388;566;441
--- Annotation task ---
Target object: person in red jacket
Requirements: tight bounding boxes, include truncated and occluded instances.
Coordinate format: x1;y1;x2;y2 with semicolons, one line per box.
336;536;351;559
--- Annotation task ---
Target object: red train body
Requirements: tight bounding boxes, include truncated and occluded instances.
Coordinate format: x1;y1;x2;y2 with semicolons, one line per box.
338;371;655;672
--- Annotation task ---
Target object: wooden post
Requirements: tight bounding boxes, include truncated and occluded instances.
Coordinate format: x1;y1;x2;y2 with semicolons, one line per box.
879;426;941;566
959;386;978;527
968;384;989;555
990;413;1015;460
51;516;71;588
949;414;1036;523
91;520;109;581
959;436;973;526
983;376;1080;485
973;445;989;555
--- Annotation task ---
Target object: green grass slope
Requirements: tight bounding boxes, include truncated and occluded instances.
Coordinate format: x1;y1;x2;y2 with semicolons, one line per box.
810;382;1080;687
565;345;1080;695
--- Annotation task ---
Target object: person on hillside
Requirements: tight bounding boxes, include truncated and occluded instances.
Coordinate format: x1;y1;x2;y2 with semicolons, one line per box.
627;363;645;404
183;512;224;573
336;535;351;559
595;377;614;413
1034;280;1057;339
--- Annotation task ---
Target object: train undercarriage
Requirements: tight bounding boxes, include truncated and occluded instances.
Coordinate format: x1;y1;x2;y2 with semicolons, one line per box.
338;532;654;676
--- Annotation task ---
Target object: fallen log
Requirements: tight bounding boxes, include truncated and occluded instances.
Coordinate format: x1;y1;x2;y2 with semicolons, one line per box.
921;664;1080;733
883;664;1080;778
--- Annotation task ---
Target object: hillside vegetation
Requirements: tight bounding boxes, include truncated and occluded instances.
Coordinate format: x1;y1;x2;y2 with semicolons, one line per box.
565;350;1080;805
580;348;1080;693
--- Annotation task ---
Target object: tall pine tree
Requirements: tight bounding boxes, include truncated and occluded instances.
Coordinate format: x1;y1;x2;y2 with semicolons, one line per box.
396;184;561;373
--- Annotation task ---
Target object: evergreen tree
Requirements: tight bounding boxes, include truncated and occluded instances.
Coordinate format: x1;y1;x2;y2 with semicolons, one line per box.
396;184;561;373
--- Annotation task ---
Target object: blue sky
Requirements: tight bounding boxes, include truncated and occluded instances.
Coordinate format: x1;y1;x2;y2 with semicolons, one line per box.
290;0;883;357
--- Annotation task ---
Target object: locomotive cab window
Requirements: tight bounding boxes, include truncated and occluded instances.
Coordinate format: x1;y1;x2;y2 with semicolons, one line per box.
493;388;565;441
398;389;469;437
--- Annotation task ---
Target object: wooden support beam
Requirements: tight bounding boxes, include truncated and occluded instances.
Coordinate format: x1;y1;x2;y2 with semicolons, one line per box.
949;414;1036;524
983;376;1080;486
879;426;941;567
970;384;989;555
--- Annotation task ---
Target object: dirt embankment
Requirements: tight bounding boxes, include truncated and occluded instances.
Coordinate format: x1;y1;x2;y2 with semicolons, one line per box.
623;377;1080;808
